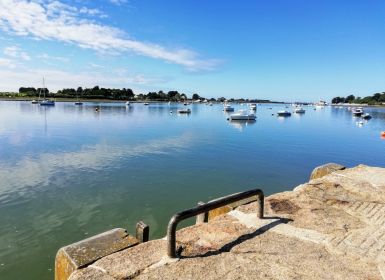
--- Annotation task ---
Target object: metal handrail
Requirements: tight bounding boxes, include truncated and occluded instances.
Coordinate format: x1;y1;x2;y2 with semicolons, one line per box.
166;188;264;258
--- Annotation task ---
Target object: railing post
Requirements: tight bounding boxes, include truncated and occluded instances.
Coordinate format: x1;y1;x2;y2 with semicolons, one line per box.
257;193;264;219
136;221;149;243
196;201;208;224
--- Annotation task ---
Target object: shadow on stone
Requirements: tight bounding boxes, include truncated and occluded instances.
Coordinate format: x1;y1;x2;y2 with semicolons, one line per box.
179;217;293;259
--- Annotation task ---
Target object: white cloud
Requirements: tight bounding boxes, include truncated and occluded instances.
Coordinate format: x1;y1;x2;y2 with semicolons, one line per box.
109;0;128;5
79;7;108;18
4;45;30;60
0;0;220;71
38;53;69;62
0;65;169;92
0;57;15;68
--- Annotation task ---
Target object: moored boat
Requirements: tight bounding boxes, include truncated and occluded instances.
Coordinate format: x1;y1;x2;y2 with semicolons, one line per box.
277;110;291;117
228;110;256;121
352;107;363;116
250;103;257;110
294;107;305;114
223;104;235;112
38;77;55;106
362;113;372;119
177;108;191;114
40;99;55;106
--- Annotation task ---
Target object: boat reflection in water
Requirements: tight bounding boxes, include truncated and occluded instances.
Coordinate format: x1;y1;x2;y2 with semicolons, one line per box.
228;119;256;132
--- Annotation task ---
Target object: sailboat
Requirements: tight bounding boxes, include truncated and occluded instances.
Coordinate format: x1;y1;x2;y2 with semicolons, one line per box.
39;77;55;106
74;87;83;105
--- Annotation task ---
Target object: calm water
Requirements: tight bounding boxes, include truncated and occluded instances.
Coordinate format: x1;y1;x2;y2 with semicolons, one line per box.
0;101;384;279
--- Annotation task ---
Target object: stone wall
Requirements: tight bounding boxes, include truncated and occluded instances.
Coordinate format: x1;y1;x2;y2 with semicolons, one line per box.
55;164;385;280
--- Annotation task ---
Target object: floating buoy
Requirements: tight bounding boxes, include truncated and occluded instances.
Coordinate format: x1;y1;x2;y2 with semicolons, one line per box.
381;131;385;138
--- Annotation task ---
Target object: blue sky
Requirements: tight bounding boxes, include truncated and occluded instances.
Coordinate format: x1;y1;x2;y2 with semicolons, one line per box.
0;0;385;101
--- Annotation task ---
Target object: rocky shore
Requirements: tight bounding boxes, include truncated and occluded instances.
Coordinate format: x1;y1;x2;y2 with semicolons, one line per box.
56;164;385;280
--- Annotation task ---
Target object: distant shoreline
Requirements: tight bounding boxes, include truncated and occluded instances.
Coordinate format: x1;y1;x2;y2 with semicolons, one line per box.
0;96;285;104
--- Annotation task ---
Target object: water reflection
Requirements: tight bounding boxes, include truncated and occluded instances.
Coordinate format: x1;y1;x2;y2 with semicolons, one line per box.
228;120;256;131
0;133;195;204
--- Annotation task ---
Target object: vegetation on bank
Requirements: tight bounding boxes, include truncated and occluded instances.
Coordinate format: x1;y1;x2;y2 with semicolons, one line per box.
332;92;385;105
0;86;274;103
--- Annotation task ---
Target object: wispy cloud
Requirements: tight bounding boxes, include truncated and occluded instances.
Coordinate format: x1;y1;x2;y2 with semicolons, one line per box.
4;45;30;60
0;0;221;71
38;53;69;63
0;57;15;68
109;0;128;6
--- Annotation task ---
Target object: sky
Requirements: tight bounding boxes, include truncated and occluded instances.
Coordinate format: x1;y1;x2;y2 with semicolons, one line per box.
0;0;385;101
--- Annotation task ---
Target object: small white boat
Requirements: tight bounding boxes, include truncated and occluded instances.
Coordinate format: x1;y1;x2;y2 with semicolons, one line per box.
144;102;149;105
74;101;83;105
209;102;213;106
223;104;235;112
352;107;363;116
31;100;39;104
228;110;256;121
40;99;55;106
277;110;291;117
294;107;305;114
362;113;372;119
250;103;257;110
125;101;130;106
177;108;191;114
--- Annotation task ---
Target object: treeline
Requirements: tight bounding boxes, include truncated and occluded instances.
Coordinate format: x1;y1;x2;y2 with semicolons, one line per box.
332;92;385;105
135;90;190;101
19;86;135;100
16;86;198;101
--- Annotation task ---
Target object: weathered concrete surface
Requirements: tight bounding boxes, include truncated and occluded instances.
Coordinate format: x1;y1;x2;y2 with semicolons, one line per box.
69;164;385;280
309;162;345;180
55;228;138;280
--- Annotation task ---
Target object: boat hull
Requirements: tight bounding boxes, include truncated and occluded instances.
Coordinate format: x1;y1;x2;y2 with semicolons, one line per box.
277;111;291;117
40;101;55;106
229;115;256;121
177;109;191;114
294;109;305;114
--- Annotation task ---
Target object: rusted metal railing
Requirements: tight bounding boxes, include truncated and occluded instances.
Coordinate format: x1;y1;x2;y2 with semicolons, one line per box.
166;188;264;258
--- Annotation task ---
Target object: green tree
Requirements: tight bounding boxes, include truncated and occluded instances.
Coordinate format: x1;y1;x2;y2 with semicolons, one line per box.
345;95;355;103
192;93;200;100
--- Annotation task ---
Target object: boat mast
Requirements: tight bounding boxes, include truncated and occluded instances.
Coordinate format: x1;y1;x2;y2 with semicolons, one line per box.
43;77;46;100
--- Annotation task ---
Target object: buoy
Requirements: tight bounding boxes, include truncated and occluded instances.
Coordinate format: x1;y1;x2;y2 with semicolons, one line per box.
381;131;385;137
